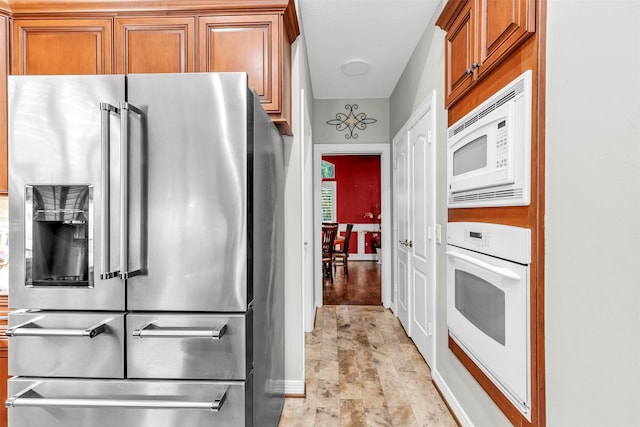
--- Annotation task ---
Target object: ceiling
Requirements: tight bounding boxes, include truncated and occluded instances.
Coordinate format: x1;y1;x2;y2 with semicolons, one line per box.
297;0;441;100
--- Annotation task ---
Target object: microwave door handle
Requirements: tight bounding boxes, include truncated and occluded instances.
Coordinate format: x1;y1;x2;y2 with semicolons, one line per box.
99;103;120;280
446;250;520;281
118;102;143;280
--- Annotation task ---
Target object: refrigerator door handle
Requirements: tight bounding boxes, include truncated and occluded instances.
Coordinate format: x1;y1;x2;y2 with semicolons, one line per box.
119;102;143;280
100;103;120;280
5;318;111;339
6;386;227;412
132;322;228;339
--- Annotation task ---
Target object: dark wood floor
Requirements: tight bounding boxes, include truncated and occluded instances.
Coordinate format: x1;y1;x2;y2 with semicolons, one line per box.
323;260;382;305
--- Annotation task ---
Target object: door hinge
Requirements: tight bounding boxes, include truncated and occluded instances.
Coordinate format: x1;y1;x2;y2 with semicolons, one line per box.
428;322;433;336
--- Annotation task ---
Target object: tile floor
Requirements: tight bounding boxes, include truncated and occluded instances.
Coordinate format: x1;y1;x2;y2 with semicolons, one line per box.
278;305;458;426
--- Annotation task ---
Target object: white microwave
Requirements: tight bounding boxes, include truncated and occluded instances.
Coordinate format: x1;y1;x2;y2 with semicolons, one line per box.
447;70;532;208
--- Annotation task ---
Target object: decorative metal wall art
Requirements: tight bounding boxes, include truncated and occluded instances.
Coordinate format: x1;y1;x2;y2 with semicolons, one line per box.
327;104;377;139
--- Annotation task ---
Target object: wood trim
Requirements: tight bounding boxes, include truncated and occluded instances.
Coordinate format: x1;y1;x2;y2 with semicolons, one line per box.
449;335;530;426
0;294;9;357
283;0;300;43
7;0;293;15
534;0;547;425
435;0;468;31
0;15;7;194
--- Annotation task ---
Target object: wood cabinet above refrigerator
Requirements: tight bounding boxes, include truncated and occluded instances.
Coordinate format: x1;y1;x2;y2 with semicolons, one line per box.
7;0;299;135
0;0;299;195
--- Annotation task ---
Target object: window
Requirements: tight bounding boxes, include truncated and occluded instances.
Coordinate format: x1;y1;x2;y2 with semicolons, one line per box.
321;181;336;222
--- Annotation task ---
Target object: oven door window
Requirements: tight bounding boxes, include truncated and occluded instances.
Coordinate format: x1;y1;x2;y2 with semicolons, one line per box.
454;270;505;345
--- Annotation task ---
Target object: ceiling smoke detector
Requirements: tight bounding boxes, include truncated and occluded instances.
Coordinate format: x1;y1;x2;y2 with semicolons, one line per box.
341;59;370;76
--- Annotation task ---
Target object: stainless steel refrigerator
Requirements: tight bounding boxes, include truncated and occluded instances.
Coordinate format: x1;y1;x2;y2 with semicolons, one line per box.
4;73;284;427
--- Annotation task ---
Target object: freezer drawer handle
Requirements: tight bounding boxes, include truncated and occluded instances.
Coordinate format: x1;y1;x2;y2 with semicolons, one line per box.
132;322;228;339
5;319;110;339
6;386;227;412
119;102;144;281
100;102;120;280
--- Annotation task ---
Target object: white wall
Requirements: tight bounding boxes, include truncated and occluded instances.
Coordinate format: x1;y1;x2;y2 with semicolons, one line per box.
390;2;512;425
282;23;314;393
545;1;640;425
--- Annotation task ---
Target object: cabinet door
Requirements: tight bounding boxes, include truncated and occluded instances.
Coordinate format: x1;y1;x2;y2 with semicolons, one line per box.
198;15;279;113
444;0;475;106
115;17;195;74
13;19;112;75
477;0;535;75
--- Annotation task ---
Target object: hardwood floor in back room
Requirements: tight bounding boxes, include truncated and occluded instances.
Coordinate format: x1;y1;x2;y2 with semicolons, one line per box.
323;261;382;306
278;304;458;426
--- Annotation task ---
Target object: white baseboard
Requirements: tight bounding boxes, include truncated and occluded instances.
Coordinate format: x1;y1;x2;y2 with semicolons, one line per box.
349;254;377;261
283;380;305;396
432;369;474;427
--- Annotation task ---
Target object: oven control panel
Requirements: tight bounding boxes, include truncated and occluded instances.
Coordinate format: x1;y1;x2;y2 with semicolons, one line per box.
447;222;531;264
465;230;490;249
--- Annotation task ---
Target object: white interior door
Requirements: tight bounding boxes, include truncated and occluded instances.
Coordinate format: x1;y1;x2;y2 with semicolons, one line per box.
301;90;315;332
408;106;436;367
394;132;411;333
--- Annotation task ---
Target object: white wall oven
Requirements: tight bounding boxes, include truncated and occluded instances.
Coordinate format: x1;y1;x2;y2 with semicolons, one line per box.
446;222;531;419
447;70;532;208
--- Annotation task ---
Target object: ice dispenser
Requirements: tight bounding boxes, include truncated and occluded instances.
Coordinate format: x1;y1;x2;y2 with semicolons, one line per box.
25;185;93;287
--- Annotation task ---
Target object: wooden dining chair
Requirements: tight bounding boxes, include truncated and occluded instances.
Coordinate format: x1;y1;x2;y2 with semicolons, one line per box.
333;223;354;279
321;223;338;284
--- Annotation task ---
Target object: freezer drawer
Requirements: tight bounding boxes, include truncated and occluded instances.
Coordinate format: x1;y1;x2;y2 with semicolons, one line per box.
127;312;253;380
7;311;125;378
6;377;252;427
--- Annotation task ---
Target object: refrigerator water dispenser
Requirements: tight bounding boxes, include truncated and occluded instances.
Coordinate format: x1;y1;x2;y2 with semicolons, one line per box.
25;185;93;287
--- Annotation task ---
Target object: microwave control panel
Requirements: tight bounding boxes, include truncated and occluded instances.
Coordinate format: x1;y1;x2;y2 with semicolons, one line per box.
495;119;508;169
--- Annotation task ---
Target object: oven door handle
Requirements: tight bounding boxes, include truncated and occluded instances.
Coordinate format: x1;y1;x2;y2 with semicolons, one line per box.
446;250;521;281
5;318;110;339
132;322;228;339
6;385;226;412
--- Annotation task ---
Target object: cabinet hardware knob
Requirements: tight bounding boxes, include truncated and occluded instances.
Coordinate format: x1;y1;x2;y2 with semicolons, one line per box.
465;68;472;76
472;62;479;69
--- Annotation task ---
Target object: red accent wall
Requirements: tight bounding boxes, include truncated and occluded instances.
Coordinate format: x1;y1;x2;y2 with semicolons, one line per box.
322;155;381;253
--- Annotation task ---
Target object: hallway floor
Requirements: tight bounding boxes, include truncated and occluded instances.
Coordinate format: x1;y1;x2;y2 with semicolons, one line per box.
323;261;381;305
278;305;458;426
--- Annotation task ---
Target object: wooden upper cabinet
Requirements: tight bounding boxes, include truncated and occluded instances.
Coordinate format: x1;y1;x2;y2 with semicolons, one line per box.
477;0;536;73
198;15;279;113
114;17;195;74
12;19;112;75
445;0;475;106
437;0;535;107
